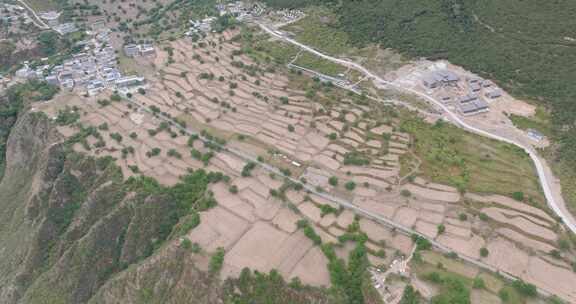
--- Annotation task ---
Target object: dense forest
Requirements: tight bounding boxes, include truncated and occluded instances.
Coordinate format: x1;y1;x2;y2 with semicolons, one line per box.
264;0;576;207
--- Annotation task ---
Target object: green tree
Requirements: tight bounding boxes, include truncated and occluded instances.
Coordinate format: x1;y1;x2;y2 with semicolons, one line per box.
38;32;59;55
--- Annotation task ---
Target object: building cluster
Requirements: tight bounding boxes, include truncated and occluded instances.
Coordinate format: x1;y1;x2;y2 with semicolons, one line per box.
37;11;60;26
423;69;502;116
186;1;265;36
185;17;217;36
123;43;156;58
38;10;78;35
216;1;265;21
268;8;305;23
15;26;147;97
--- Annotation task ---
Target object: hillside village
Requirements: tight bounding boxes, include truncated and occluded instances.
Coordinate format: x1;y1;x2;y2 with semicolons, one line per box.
0;1;574;304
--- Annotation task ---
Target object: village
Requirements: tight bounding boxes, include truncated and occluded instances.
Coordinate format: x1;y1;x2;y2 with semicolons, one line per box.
28;22;576;303
1;1;573;303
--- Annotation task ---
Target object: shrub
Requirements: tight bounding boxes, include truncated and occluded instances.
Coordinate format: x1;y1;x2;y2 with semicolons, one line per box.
229;185;238;194
473;277;485;289
146;148;161;158
97;99;111;107
480;247;489;257
328;133;337;140
345;181;356;191
512;280;537;297
209;247;225;273
437;224;446;234
167;149;182;159
329;176;338;187
499;289;510;302
110;132;123;143
110;93;121;102
180;239;192;250
343;152;370;166
512;191;525;201
241;162;256;177
549;249;561;259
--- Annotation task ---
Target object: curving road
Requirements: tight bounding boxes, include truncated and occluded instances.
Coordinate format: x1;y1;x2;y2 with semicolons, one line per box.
257;22;576;235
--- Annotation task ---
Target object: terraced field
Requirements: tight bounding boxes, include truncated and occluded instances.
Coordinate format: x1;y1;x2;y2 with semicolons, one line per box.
32;27;576;302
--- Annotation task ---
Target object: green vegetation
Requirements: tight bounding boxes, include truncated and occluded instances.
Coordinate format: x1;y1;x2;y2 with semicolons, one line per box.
268;0;576;213
146;148;161;158
509;109;552;138
322;242;370;304
473;277;486;289
297;219;322;245
55;106;81;126
328;132;338;140
241;162;257;177
329;176;338;187
110;132;123;143
399;285;420;304
293;52;345;77
225;268;341;303
0;82;59;180
437;224;446;235
412;234;432;251
282;6;352;56
423;272;470;304
511;280;537;298
38;31;60;56
344;181;356;191
319;204;338;217
400;117;542;201
209;247;225;273
343;152;370;166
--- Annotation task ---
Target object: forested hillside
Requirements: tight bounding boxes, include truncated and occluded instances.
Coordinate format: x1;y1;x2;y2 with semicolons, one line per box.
264;0;576;209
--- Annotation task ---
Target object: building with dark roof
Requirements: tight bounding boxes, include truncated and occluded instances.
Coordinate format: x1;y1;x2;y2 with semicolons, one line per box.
458;97;489;115
485;90;502;99
422;70;460;89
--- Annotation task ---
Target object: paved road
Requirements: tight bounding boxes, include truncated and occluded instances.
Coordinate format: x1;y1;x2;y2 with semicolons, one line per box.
257;22;576;235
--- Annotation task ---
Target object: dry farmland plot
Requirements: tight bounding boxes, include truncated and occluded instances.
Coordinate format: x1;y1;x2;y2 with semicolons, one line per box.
33;29;576;300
